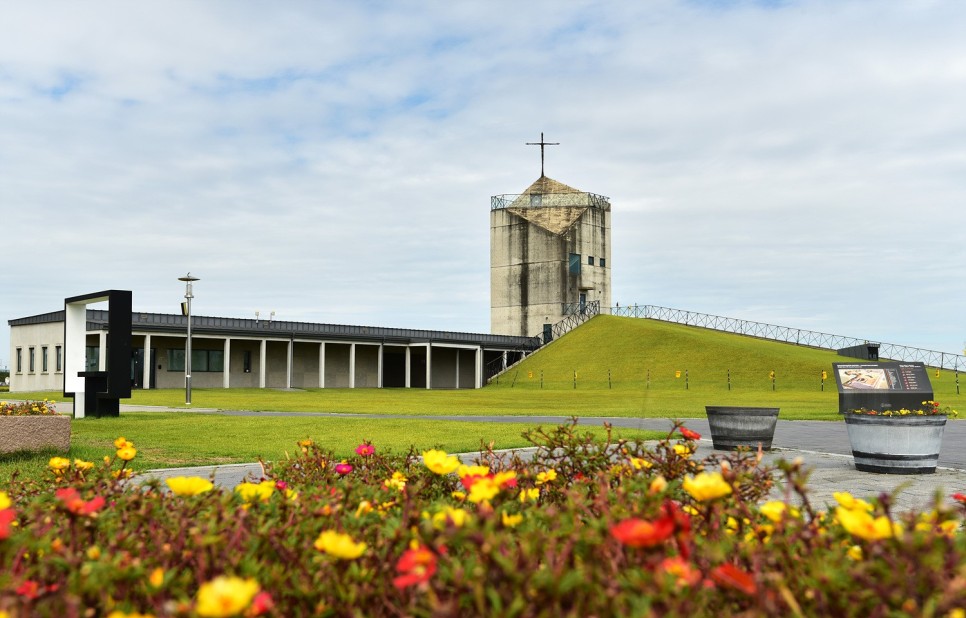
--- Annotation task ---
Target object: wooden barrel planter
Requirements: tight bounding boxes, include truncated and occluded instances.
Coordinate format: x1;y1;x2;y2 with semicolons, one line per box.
705;406;780;451
844;414;946;474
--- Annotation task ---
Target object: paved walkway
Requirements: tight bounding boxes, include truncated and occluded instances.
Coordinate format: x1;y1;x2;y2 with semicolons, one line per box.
122;407;966;514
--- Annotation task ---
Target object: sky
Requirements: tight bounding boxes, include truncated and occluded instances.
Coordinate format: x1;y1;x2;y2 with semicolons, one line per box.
2;0;965;368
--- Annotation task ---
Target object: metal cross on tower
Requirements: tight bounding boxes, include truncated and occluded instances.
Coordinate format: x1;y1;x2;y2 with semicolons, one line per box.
526;132;559;177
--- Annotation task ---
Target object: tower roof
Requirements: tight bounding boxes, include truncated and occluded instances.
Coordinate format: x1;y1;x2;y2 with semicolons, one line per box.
520;176;582;195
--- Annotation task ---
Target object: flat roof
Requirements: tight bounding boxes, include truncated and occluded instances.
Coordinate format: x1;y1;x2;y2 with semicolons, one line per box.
9;310;537;348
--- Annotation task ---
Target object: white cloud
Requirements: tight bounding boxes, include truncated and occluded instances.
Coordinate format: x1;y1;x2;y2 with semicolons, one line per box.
2;0;965;368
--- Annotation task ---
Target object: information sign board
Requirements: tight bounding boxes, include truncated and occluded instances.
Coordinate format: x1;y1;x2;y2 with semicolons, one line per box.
832;362;933;414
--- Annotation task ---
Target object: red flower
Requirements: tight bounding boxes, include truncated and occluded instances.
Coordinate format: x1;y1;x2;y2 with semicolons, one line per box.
274;480;288;491
248;591;275;616
710;563;757;596
55;488;105;517
355;443;375;456
680;427;702;441
0;508;15;540
393;545;438;589
610;514;675;548
334;463;353;475
952;493;966;504
16;580;40;600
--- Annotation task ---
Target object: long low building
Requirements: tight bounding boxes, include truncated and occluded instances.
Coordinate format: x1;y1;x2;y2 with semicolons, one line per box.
8;309;536;392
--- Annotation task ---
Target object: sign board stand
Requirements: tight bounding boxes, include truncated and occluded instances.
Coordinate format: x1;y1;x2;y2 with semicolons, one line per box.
832;361;933;414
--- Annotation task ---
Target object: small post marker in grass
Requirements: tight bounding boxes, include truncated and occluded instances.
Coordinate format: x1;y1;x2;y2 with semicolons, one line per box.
540;370;544;389
770;370;776;391
685;369;689;390
608;369;612;390
646;369;650;390
573;370;577;389
821;370;827;392
727;368;731;391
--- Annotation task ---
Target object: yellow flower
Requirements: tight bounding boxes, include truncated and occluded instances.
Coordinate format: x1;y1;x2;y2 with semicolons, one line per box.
234;481;274;503
113;437;134;449
847;545;863;561
195;575;260;617
355;500;374;518
0;491;10;510
948;609;965;618
314;530;367;560
535;469;557;485
149;567;165;588
673;443;693;458
833;492;873;512
649;475;668;494
106;612;155;618
493;470;517;487
518;488;540;503
835;507;899;541
112;469;134;479
384;471;407;491
682;472;732;502
73;459;95;471
451;490;467;501
457;464;490;478
423;449;461;475
467;477;500;504
630;457;653;470
433;506;471;529
116;446;137;461
759;501;799;523
48;457;71;473
166;476;215;496
86;545;101;560
501;511;524;528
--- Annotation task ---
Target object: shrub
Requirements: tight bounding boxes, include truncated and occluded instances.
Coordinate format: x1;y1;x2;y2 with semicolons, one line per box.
0;420;964;617
0;399;58;417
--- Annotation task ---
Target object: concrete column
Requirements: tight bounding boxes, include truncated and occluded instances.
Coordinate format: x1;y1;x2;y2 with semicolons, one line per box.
425;343;431;390
377;344;384;388
502;351;507;371
405;346;411;388
319;342;326;389
455;349;460;389
142;334;152;389
259;339;267;388
475;347;482;389
286;339;293;389
64;303;87;418
349;343;356;389
223;338;231;389
98;332;108;371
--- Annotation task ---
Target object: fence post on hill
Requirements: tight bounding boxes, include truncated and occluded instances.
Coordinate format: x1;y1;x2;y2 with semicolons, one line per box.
540;370;544;389
646;369;650;390
727;369;731;391
770;370;776;391
573;370;577;390
608;369;612;389
685;369;689;390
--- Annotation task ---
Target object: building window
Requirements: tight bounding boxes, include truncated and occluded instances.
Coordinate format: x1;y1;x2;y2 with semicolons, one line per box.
86;347;99;372
569;253;581;275
29;348;35;373
16;348;22;373
168;349;225;372
588;256;595;266
600;258;606;268
42;347;48;373
529;194;543;207
56;346;62;372
243;350;252;373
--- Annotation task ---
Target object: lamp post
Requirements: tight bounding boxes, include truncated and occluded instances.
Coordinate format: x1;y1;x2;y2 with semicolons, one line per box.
178;273;199;405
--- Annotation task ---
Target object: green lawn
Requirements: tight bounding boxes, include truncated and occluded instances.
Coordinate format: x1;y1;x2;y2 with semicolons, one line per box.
0;413;664;484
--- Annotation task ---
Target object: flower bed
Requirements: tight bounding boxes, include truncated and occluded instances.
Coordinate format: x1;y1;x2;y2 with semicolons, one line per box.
0;421;965;616
0;400;68;456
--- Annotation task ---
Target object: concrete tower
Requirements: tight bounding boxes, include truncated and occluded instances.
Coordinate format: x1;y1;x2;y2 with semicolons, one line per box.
490;173;611;338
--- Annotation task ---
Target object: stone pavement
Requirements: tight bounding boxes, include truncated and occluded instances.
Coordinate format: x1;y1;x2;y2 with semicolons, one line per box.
130;411;966;513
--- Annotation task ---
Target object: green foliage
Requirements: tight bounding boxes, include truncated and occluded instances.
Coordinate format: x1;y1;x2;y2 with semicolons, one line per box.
1;421;964;616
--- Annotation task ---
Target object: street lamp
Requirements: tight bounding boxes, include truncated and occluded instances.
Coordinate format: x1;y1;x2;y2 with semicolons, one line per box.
178;273;200;405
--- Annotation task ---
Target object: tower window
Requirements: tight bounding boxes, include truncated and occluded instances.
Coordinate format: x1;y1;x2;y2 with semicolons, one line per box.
569;253;581;275
529;194;543;207
588;256;595;266
600;258;606;268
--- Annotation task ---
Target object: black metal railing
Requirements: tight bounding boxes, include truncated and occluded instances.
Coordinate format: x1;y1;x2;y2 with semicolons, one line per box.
484;301;601;382
611;304;965;370
490;192;610;211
